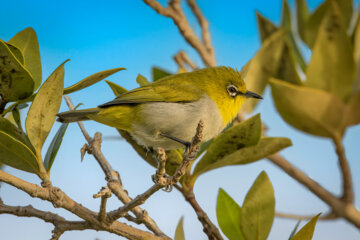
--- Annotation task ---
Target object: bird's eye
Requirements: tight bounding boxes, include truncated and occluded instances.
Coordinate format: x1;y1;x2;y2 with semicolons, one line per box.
227;85;238;97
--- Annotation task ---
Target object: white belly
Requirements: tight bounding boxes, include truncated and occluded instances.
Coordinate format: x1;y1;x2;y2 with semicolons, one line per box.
131;95;225;150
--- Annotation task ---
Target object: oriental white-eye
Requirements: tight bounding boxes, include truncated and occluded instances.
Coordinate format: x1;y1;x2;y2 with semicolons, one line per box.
57;66;262;150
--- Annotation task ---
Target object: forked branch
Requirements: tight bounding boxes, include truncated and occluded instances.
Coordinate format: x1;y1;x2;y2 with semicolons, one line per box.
143;0;216;67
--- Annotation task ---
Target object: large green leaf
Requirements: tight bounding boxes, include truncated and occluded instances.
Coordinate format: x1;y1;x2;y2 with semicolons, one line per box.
192;137;291;180
105;80;128;96
26;60;67;156
8;27;42;90
270;78;347;138
295;0;309;43
136;74;150;86
240;171;275;240
305;2;355;101
344;91;360;127
291;214;320;240
11;107;22;131
275;39;302;85
0;131;39;173
63;67;125;94
0;117;35;153
304;0;353;49
216;188;244;240
281;0;291;29
153;67;171;81
256;12;278;42
193;114;262;175
303;0;328;48
174;217;185;240
242;30;285;113
5;43;24;65
0;40;34;101
44;123;69;172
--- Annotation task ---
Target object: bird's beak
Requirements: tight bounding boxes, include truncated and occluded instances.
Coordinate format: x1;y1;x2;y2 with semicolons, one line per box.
244;90;263;99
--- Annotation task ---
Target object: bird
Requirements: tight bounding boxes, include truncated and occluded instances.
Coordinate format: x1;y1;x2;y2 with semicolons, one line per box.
57;66;262;150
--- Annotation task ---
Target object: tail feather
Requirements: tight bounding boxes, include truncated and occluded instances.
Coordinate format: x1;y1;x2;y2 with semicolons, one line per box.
56;108;100;123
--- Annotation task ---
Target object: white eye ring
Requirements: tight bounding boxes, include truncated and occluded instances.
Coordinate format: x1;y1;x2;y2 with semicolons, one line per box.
227;85;238;97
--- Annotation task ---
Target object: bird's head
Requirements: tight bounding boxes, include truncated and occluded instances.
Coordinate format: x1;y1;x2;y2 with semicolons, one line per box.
198;66;263;125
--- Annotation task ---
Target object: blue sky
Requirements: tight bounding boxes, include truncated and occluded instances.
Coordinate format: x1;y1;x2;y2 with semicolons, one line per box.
1;0;360;239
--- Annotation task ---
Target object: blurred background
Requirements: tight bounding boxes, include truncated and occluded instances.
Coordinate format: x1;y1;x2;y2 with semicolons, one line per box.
1;0;360;239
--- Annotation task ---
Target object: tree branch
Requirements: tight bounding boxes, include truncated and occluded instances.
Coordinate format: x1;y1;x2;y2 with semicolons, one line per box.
108;122;204;222
64;96;168;237
275;212;337;220
175;185;223;240
143;0;216;67
267;154;360;228
332;136;353;203
186;0;214;55
0;170;167;240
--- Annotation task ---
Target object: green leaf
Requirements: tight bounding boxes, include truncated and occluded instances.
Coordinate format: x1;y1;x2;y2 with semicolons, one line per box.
105;80;128;96
26;60;68;156
136;74;150;86
242;30;286;113
194;137;291;179
216;188;244;240
11;107;22;131
174;217;185;240
0;39;34;101
44;123;69;172
335;0;352;31
256;12;278;42
304;0;329;48
270;78;347;138
281;0;291;29
240;171;275;240
291;214;320;240
5;43;24;65
305;2;355;101
0;117;35;152
274;39;302;85
295;0;309;43
8;27;42;90
0;131;39;173
152;67;171;81
344;91;360;127
193;114;262;176
63;67;125;94
303;0;352;49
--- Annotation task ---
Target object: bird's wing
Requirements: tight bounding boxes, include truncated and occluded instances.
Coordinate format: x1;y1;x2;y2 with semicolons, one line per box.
99;79;203;108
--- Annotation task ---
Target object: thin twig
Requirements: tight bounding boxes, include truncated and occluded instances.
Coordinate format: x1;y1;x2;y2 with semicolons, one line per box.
332;136;353;203
186;0;214;55
143;0;216;67
93;187;112;223
276;212;337;220
173;51;197;70
176;186;223;240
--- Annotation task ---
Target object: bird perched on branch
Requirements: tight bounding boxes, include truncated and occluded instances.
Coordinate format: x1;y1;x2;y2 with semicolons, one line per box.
57;66;262;150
